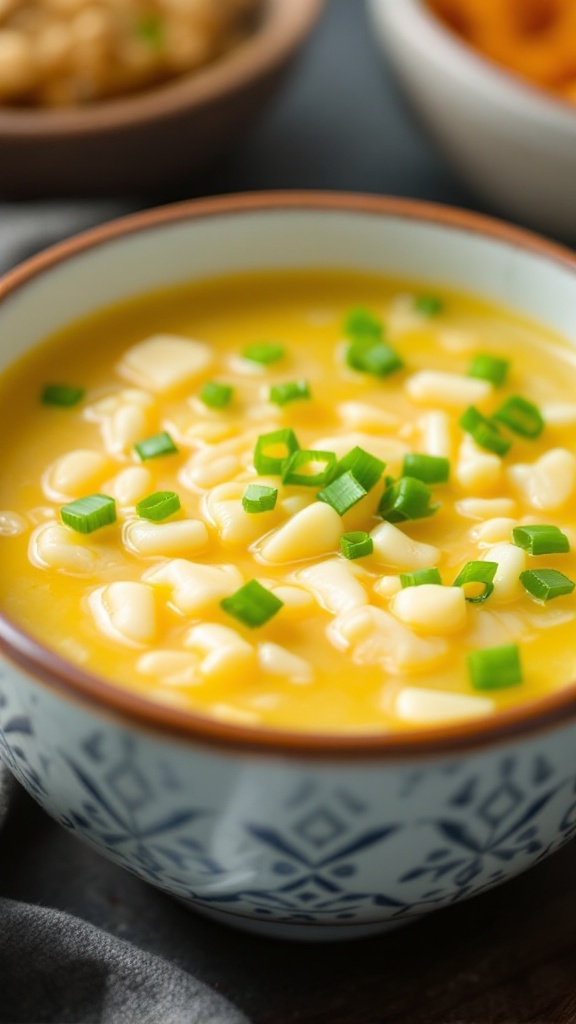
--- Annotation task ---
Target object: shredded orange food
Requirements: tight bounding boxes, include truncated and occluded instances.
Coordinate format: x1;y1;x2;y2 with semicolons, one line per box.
427;0;576;104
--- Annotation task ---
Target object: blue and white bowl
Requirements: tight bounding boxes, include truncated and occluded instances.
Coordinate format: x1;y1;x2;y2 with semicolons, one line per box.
1;194;575;941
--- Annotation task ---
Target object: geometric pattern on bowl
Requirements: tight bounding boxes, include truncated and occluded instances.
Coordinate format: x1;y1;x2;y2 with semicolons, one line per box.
1;662;574;939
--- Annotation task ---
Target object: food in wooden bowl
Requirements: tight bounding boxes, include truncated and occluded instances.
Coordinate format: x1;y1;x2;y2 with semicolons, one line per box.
0;194;574;940
0;0;263;107
0;0;324;195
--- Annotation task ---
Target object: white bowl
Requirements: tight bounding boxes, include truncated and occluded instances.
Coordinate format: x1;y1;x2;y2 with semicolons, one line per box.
0;194;575;942
367;0;576;240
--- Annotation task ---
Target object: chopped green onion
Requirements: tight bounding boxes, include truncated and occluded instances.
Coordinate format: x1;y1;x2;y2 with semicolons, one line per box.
344;307;383;340
136;491;181;522
200;381;233;409
520;568;575;603
402;453;450;484
400;567;442;588
242;484;278;513
336;446;386;492
468;644;522;691
378;476;439;523
135;13;165;47
242;342;285;365
453;561;498;603
340;531;373;560
492;395;544;439
512;524;570;556
317;471;367;516
346;338;404;377
459;406;512;456
415;294;444;317
41;384;85;407
467;354;509;387
134;431;178;461
253;428;299;475
61;493;116;534
269;380;311;406
220;579;283;628
282;450;337;487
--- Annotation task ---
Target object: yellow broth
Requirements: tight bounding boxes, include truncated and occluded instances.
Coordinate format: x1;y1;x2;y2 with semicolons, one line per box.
1;270;576;733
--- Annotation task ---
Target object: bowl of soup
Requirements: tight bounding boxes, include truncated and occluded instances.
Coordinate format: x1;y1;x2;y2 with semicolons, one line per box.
0;192;575;941
367;0;576;241
0;0;324;196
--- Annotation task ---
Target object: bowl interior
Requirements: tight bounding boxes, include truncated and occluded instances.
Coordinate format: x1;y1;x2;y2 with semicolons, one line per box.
2;193;576;754
3;196;576;370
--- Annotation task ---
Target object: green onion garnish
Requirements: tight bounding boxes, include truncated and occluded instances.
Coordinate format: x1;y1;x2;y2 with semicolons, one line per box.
453;561;498;603
61;494;116;534
282;450;337;487
242;484;278;514
253;428;299;475
512;524;570;556
415;294;444;317
520;568;575;603
41;384;85;407
220;579;283;628
135;13;164;47
400;567;442;588
467;354;509;387
340;531;373;560
402;453;450;484
346;338;404;377
200;381;233;409
134;431;178;461
378;476;439;523
317;471;367;516
243;342;285;365
335;446;385;492
492;395;544;439
459;406;512;456
136;491;181;522
468;643;522;691
344;307;383;340
269;380;311;406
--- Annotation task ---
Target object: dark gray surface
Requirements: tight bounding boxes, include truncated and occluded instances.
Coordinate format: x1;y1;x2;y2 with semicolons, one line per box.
0;2;575;1023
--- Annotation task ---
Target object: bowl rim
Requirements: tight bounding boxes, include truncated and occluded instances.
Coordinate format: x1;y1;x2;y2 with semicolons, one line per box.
0;0;324;137
1;189;576;760
368;0;576;125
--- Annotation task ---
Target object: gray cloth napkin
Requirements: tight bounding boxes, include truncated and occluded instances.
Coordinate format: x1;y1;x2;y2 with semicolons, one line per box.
0;766;249;1024
0;204;250;1023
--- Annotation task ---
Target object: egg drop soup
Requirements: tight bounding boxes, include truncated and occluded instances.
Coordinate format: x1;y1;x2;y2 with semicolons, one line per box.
1;270;576;733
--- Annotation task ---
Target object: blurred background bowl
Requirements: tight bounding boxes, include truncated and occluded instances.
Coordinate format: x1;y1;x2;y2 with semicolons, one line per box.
0;0;324;198
367;0;576;241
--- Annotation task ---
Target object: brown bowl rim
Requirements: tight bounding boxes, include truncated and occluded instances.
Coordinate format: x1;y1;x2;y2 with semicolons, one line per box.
406;0;576;122
0;0;324;137
1;190;576;760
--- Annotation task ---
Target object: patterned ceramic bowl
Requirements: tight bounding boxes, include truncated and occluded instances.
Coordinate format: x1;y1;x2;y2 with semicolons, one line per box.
0;194;575;941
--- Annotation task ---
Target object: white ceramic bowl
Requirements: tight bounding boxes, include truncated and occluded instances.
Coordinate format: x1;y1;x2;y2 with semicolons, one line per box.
367;0;576;241
1;194;576;942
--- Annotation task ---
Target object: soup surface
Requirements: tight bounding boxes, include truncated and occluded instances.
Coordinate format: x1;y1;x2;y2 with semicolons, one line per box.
1;270;576;733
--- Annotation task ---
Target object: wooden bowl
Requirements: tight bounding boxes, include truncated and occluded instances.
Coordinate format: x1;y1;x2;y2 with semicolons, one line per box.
0;0;324;198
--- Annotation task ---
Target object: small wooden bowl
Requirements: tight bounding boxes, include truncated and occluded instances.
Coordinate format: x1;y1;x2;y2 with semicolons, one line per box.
0;0;324;197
